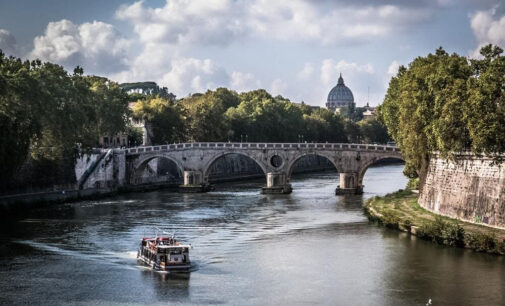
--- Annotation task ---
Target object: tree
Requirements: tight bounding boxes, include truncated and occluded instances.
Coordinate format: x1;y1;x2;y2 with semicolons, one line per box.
180;90;231;142
226;90;305;142
0;52;40;189
380;47;486;178
132;96;185;144
358;118;390;144
302;108;347;143
343;119;361;143
86;76;130;141
466;44;505;159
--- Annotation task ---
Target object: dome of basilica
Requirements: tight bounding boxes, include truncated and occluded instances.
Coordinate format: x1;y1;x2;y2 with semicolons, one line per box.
326;74;355;111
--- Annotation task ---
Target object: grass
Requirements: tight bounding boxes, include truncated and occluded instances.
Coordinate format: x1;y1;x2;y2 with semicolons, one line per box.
364;190;505;255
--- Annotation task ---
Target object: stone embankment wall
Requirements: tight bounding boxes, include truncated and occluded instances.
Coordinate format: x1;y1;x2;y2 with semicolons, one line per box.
419;153;505;229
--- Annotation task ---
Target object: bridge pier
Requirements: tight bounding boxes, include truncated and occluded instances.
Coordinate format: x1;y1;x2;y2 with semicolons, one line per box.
261;172;292;194
179;170;213;193
335;172;363;195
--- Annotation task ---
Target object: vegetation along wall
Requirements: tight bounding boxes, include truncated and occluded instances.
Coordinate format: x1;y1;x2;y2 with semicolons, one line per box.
419;153;505;229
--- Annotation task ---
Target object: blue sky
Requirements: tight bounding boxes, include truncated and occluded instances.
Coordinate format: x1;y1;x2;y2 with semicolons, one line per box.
1;0;504;107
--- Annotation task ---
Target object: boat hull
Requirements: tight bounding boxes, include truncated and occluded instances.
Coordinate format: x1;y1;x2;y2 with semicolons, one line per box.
137;253;191;271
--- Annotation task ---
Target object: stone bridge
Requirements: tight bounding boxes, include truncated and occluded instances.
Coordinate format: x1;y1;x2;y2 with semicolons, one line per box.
117;142;403;195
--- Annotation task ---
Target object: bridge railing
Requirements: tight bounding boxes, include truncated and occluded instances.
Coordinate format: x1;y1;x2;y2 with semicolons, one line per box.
122;142;400;155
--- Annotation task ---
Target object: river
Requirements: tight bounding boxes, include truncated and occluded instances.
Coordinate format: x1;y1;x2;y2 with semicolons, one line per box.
1;164;504;305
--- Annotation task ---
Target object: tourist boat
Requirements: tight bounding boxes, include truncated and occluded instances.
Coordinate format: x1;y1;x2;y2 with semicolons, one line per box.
137;234;191;271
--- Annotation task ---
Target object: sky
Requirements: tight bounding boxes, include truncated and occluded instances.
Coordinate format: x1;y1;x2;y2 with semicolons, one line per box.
1;0;504;107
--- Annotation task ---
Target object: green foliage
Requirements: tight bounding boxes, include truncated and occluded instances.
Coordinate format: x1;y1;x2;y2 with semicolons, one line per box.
343;119;360;143
367;189;505;254
302;108;347;143
406;177;420;190
0;54;39;187
358;118;390;144
132;96;185;144
465;232;497;253
0;51;131;191
466;45;505;158
180;88;233;142
126;126;143;146
381;45;505;177
226;90;305;142
381;210;401;229
417;216;465;247
86;76;130;143
381;48;472;177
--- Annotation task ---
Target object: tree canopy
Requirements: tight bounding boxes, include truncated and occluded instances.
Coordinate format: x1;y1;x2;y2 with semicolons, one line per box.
380;45;505;178
0;51;130;190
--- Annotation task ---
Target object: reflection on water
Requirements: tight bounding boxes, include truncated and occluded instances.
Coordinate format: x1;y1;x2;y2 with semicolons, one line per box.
1;164;504;305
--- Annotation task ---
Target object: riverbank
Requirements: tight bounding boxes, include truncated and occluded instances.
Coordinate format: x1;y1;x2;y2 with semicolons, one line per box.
364;190;505;255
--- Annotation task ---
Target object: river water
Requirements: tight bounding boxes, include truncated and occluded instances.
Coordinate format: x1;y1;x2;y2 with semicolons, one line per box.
1;164;504;305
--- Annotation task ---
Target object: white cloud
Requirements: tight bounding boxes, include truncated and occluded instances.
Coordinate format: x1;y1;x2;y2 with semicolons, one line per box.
116;0;432;47
230;71;261;92
159;57;229;96
30;19;130;74
116;0;246;45
0;29;18;56
270;59;384;107
297;62;315;80
22;1;436;106
470;9;505;57
321;59;374;86
387;60;400;76
270;78;288;96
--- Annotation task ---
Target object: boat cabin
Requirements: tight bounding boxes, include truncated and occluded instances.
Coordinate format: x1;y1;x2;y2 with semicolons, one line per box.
138;237;190;269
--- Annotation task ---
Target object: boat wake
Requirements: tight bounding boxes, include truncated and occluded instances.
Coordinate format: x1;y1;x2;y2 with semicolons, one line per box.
15;240;139;271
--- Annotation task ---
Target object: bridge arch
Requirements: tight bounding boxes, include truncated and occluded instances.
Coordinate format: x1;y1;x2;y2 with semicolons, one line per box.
203;151;268;179
286;152;341;179
130;154;184;185
357;155;405;187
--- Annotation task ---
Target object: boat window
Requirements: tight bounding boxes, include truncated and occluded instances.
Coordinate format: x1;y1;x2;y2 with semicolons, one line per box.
169;248;182;254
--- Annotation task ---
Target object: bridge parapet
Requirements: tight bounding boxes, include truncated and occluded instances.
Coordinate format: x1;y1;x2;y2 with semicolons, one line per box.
123;142;400;155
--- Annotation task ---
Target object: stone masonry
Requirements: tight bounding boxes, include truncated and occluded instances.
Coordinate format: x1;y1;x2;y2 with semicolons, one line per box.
76;142;403;195
419;153;505;229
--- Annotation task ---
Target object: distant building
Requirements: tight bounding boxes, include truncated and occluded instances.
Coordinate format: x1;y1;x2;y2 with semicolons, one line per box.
362;102;377;119
99;133;128;148
98;102;146;148
325;74;355;112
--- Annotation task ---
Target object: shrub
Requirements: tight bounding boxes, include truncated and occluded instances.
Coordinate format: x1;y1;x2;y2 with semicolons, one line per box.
406;177;420;190
466;232;497;253
417;216;465;247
